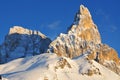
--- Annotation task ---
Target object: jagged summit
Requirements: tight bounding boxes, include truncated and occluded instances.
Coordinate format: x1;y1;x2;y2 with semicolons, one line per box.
69;5;101;44
9;26;46;38
49;5;101;58
80;5;91;17
48;5;120;75
74;5;92;25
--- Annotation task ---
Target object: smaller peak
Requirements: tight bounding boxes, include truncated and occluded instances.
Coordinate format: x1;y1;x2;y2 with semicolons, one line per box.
11;26;25;31
9;26;30;35
9;26;46;38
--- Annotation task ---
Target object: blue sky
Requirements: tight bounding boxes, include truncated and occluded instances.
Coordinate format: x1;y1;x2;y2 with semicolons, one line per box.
0;0;120;56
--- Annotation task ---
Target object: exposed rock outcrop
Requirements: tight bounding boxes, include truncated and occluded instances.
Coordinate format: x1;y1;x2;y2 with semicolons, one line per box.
48;5;101;58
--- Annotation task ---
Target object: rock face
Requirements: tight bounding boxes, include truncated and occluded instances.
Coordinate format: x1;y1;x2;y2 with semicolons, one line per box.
48;5;101;58
48;5;120;75
0;26;51;63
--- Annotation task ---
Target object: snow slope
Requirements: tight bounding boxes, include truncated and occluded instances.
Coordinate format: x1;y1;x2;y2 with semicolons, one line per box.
0;53;119;80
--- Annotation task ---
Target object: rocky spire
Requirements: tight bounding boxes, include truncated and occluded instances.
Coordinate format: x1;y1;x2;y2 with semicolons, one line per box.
68;5;101;44
48;5;120;75
74;5;92;25
48;5;101;58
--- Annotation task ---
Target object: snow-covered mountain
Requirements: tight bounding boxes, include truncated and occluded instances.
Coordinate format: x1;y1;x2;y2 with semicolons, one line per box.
48;5;101;58
48;5;120;75
0;5;120;80
0;53;120;80
0;26;51;63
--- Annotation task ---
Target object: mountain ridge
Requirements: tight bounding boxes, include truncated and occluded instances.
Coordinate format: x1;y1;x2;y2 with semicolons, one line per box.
0;26;51;63
9;26;46;38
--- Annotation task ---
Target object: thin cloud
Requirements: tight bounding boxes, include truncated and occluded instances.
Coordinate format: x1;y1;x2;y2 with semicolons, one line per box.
96;9;117;33
40;21;61;30
47;21;61;29
39;21;61;40
110;25;117;32
96;9;110;21
101;24;118;33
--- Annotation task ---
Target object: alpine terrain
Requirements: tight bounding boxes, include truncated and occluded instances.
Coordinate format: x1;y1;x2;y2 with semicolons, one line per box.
0;5;120;80
0;26;51;63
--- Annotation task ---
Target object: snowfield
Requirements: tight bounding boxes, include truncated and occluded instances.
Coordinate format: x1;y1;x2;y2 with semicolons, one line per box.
0;53;120;80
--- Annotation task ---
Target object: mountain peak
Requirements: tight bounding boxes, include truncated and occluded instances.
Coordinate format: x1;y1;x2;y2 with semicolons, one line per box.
9;26;29;35
0;26;51;63
49;5;101;58
9;26;46;38
48;5;120;75
74;5;92;26
80;5;91;18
